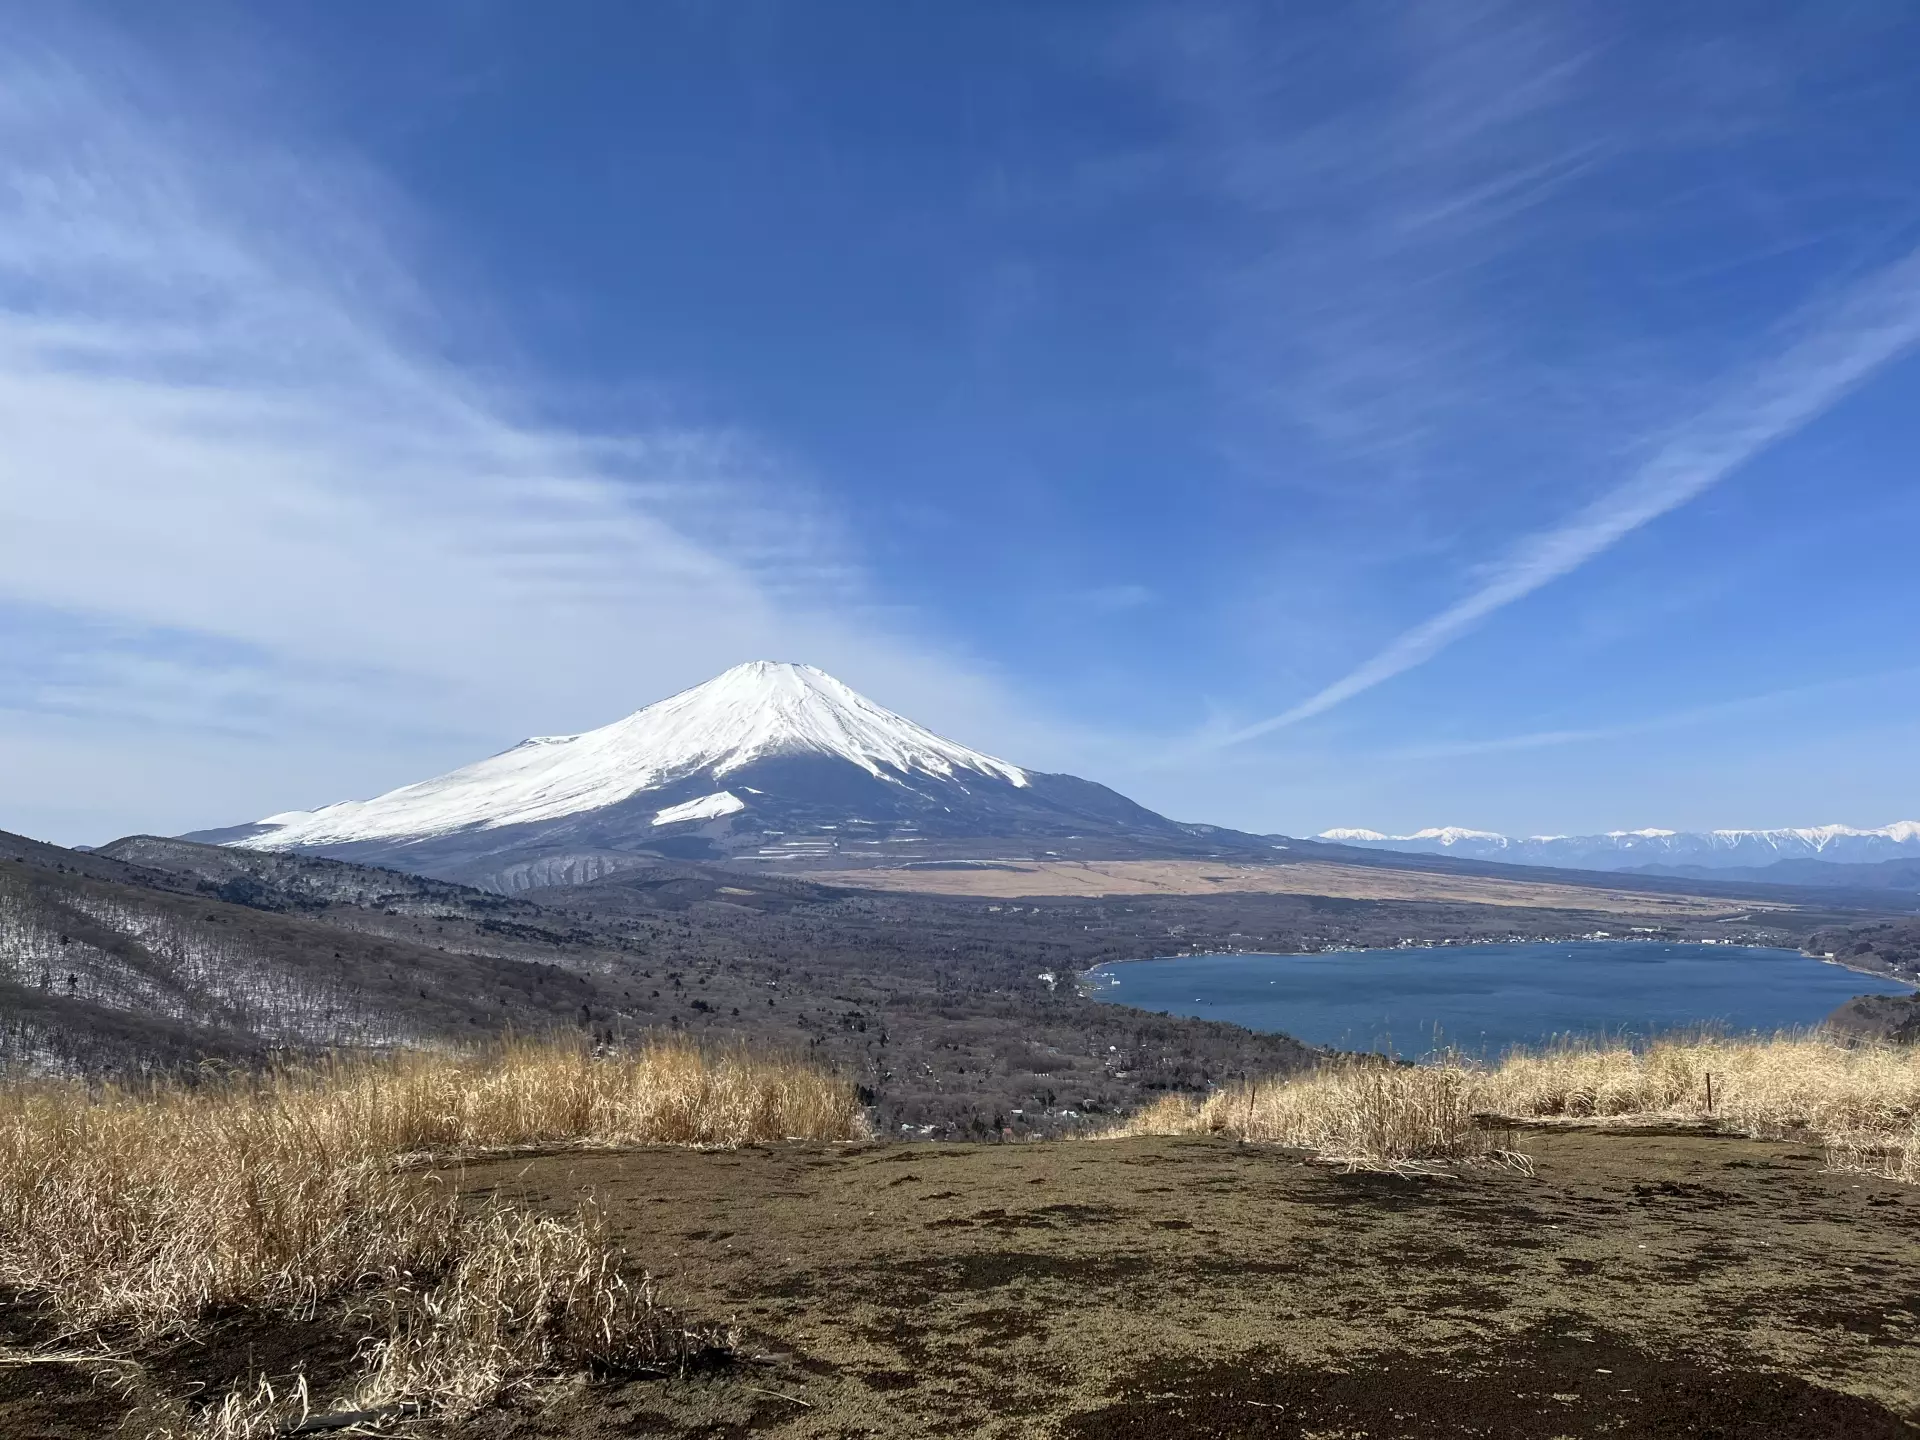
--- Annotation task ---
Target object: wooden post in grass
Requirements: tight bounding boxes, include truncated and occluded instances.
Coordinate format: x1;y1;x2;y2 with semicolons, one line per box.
1705;1071;1714;1116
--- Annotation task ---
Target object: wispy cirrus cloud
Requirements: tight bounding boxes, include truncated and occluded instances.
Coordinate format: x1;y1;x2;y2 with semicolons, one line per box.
1216;244;1920;743
1136;2;1607;485
0;30;1045;840
1105;3;1920;761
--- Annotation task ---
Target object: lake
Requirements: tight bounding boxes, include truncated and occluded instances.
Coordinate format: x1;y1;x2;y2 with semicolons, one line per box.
1086;942;1913;1059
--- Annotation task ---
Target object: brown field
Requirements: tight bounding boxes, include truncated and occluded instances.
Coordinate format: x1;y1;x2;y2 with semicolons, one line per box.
444;1129;1918;1435
24;1129;1913;1436
8;1034;1920;1437
0;1040;861;1438
811;857;1764;916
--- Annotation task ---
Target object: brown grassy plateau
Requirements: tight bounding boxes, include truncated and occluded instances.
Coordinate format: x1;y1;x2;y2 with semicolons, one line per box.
434;1126;1919;1438
8;1038;1920;1437
810;857;1771;917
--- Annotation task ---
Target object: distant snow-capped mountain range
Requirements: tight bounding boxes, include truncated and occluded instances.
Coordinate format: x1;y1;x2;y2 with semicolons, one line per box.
186;655;1917;894
191;661;1227;891
1316;824;1920;871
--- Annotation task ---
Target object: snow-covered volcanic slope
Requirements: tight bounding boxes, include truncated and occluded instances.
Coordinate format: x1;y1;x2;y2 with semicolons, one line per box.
233;662;1031;847
195;662;1208;890
1316;823;1920;872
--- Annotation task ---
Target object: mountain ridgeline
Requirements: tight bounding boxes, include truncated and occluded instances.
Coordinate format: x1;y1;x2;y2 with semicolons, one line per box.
2;826;1343;1123
9;645;1920;1088
0;829;608;1073
189;661;1258;892
1319;823;1920;886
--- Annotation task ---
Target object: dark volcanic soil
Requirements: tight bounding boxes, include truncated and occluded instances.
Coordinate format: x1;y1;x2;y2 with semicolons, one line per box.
7;1129;1917;1438
450;1128;1919;1438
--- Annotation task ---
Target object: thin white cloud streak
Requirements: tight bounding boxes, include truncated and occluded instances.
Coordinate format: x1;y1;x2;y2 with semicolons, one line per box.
1216;244;1920;746
1148;2;1607;487
1384;665;1920;762
0;38;1057;839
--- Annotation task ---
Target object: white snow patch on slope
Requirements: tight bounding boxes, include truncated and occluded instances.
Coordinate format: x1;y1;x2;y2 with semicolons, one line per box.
1318;826;1506;845
1406;827;1507;845
1315;821;1920;868
652;791;746;827
1706;822;1920;849
233;662;1028;848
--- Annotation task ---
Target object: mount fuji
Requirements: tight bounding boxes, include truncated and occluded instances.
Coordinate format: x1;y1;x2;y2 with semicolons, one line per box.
192;662;1233;891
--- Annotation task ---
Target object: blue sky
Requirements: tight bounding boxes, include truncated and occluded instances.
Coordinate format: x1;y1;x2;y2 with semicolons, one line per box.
2;1;1918;845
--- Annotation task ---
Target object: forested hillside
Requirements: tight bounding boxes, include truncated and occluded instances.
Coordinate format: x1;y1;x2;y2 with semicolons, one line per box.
7;826;1914;1132
0;837;621;1073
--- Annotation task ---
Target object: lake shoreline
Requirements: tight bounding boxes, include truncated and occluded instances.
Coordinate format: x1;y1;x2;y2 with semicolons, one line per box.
1798;947;1920;989
1086;937;1918;992
1082;940;1913;1061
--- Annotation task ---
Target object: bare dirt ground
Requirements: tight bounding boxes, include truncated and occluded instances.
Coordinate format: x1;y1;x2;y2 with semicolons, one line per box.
9;1129;1914;1438
442;1128;1918;1437
810;857;1771;918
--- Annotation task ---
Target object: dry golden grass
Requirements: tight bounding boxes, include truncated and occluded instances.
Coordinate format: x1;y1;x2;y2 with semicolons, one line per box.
0;1037;862;1434
157;1206;729;1440
1116;1033;1920;1181
1480;1033;1920;1182
1109;1059;1528;1171
810;857;1756;916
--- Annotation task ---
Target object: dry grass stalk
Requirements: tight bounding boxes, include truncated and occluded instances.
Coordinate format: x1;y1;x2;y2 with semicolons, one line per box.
1114;1033;1920;1181
0;1037;857;1432
1109;1059;1522;1169
1479;1033;1920;1182
354;1206;731;1414
144;1208;735;1439
0;1036;860;1334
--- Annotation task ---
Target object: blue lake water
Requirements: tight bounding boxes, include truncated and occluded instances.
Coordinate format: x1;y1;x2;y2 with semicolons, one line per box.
1086;943;1913;1060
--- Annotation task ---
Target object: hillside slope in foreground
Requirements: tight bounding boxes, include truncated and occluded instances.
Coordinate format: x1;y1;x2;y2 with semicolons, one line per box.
88;1127;1899;1439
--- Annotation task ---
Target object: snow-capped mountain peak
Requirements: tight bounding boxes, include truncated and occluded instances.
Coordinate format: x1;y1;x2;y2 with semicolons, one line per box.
1314;822;1920;872
232;661;1028;850
1405;826;1507;845
1320;826;1505;847
659;661;1027;786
